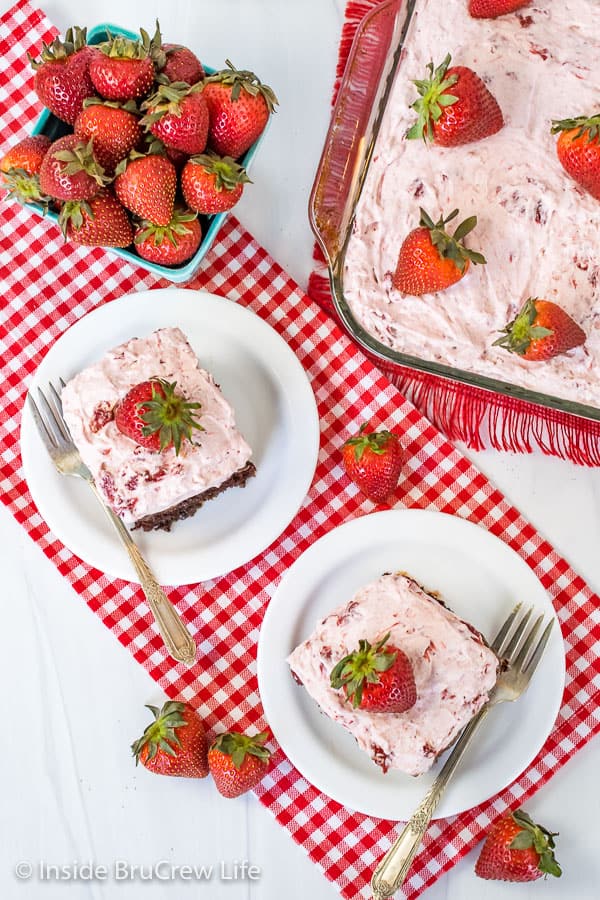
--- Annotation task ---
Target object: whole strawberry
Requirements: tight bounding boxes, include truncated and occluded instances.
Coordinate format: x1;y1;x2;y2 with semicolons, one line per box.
141;82;209;155
475;810;561;881
469;0;529;16
114;153;177;226
29;26;96;125
330;632;417;713
114;377;204;454
89;26;159;102
181;152;250;214
39;135;106;201
75;99;143;173
551;114;600;201
1;134;50;176
407;53;503;145
203;60;278;158
494;297;586;361
342;425;403;503
160;43;204;85
131;700;209;778
1;134;51;206
208;731;271;798
134;208;202;265
393;208;486;295
59;190;133;247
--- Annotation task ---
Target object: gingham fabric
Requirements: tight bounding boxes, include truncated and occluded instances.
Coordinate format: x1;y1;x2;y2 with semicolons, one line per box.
1;3;600;898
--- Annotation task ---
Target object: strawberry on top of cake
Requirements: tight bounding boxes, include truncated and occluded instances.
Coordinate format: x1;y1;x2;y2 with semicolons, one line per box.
61;327;255;530
288;572;498;776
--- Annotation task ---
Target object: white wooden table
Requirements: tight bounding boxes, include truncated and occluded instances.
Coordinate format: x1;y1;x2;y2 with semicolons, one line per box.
2;1;599;897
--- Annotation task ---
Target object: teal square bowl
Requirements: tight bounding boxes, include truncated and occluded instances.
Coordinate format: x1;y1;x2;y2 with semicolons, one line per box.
29;22;265;283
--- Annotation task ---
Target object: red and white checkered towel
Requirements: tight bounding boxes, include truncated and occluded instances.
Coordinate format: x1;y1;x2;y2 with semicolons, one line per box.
1;3;599;898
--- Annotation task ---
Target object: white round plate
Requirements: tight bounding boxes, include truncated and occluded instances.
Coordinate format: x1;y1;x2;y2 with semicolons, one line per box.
21;288;319;586
257;509;565;820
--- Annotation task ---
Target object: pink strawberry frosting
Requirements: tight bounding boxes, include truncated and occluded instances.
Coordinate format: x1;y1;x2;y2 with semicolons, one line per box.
343;0;600;408
61;327;252;525
287;573;498;776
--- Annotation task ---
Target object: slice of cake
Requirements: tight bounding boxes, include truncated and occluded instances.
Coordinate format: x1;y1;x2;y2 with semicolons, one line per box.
61;326;255;531
287;572;498;776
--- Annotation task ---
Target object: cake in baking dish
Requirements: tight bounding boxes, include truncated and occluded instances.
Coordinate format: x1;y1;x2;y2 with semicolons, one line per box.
61;326;255;531
343;0;600;407
287;572;498;776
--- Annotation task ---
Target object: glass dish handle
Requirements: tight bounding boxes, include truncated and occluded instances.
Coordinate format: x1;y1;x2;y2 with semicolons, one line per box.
309;0;410;275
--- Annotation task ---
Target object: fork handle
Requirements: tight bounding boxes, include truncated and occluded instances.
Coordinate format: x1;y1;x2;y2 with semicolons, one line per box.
89;483;197;667
371;705;490;899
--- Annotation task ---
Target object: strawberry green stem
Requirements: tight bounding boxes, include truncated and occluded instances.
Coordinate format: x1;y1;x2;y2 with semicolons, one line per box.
406;53;459;142
210;731;271;769
551;113;600;141
131;701;188;764
330;633;397;708
493;298;553;356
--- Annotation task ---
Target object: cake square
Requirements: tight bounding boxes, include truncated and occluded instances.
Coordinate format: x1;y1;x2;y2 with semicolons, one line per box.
287;572;498;776
61;326;255;530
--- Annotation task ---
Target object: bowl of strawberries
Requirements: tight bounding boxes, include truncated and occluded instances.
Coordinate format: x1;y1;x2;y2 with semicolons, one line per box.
0;22;277;282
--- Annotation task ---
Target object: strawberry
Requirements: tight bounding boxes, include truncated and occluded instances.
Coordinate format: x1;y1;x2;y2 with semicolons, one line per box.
1;134;50;176
208;731;271;798
494;297;586;361
131;701;209;778
89;26;159;102
134;207;202;265
114;153;176;225
469;0;529;16
141;82;209;154
75;99;143;173
202;60;278;158
59;189;133;247
142;134;188;170
551;114;600;201
341;425;403;503
407;53;503;146
475;810;562;881
39;135;107;201
29;27;96;125
330;632;417;713
114;377;204;454
393;208;486;295
160;43;204;85
181;152;250;214
1;134;52;206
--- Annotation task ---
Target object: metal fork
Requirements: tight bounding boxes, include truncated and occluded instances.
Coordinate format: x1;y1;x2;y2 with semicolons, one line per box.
28;382;197;667
371;603;554;899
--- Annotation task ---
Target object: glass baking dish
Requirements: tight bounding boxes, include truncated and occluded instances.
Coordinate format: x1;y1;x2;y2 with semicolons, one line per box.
309;0;600;424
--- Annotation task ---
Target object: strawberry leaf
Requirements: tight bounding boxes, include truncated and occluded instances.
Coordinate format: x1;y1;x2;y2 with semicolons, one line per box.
509;831;534;850
329;633;397;708
407;53;460;142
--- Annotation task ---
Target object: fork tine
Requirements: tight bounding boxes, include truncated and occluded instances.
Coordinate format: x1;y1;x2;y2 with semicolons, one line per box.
498;605;533;660
522;619;554;676
490;602;522;654
49;380;63;411
27;392;58;449
512;613;544;671
47;381;71;441
37;386;68;446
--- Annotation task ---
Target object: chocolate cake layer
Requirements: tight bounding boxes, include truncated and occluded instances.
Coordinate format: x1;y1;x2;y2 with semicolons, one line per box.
133;461;256;532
